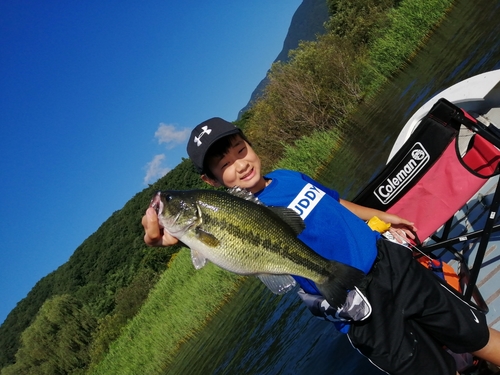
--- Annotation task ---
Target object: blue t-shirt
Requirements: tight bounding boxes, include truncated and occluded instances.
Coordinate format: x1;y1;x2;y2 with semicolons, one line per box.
255;169;380;295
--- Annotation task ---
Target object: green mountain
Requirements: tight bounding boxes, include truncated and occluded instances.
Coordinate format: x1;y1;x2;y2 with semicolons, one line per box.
238;0;329;118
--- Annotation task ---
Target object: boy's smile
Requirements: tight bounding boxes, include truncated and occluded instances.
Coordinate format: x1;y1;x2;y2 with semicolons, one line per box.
204;135;267;193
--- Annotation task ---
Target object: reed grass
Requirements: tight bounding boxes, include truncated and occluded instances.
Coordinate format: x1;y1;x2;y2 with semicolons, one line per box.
362;0;455;95
275;129;343;177
89;250;242;375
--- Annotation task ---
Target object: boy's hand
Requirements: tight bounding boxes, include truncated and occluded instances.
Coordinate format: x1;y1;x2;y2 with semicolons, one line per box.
142;207;179;247
339;199;417;242
384;215;417;243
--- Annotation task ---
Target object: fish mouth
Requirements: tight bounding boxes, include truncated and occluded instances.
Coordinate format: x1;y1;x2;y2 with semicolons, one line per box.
150;192;164;216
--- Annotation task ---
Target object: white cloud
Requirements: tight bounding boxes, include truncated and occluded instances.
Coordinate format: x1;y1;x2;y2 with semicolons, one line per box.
154;123;190;149
144;154;170;184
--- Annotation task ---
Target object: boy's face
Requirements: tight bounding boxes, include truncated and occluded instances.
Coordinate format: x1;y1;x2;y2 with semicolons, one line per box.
203;135;267;193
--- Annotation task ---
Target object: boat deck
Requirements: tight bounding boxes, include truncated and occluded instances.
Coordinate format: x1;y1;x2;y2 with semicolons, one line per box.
431;175;500;330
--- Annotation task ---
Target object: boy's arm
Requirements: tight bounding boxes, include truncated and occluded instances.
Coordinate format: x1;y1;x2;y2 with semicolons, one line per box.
142;207;179;247
340;199;417;240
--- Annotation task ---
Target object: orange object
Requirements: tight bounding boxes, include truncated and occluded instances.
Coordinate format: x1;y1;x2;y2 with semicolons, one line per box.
416;256;461;292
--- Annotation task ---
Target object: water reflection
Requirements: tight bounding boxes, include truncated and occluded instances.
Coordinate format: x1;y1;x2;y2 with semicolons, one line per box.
167;278;379;375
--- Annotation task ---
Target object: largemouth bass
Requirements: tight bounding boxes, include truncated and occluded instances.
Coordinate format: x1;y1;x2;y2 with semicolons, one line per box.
151;187;365;308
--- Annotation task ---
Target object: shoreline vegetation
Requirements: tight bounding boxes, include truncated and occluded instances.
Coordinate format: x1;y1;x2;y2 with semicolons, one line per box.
90;0;454;373
91;251;245;374
0;0;455;374
244;0;455;177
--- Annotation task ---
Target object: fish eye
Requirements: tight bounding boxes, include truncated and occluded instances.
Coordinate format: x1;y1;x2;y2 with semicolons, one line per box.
165;194;173;202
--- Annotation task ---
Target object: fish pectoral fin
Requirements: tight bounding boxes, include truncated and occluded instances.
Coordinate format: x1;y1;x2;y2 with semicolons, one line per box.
195;228;220;247
257;274;297;295
190;249;208;270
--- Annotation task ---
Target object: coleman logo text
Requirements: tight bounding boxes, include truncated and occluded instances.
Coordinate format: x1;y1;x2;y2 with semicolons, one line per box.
288;183;326;219
374;142;429;205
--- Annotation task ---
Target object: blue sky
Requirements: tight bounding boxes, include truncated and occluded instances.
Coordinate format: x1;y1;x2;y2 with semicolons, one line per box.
0;0;302;325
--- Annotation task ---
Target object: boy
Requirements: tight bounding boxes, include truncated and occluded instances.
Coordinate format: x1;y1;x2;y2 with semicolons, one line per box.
142;117;500;375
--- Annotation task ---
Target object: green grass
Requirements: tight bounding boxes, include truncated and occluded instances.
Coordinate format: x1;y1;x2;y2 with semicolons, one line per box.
275;129;343;177
362;0;454;95
90;250;243;375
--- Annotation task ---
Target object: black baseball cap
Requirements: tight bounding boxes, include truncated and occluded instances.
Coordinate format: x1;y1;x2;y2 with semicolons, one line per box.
187;117;241;174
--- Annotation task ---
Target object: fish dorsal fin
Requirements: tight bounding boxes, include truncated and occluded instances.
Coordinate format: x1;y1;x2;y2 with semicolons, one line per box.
267;207;305;235
190;248;207;269
195;228;220;247
257;274;297;294
227;186;264;205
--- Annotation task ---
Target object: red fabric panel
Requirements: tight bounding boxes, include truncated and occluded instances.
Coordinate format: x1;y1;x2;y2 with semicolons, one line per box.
462;134;500;176
387;141;486;240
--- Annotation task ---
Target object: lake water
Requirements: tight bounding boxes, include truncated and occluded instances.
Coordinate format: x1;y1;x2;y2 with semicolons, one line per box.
165;1;500;374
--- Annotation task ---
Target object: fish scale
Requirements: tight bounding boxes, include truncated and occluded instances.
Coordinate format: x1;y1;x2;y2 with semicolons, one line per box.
154;188;366;308
199;201;319;274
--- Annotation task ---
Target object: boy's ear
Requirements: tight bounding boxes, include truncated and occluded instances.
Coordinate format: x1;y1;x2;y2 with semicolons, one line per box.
201;174;222;188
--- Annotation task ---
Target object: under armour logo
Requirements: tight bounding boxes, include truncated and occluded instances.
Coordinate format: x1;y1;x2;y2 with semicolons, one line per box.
193;126;212;146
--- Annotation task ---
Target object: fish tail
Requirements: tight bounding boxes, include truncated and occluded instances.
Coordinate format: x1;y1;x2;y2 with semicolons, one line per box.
316;261;366;309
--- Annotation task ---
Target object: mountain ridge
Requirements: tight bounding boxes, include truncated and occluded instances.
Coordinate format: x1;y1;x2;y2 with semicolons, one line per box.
238;0;329;118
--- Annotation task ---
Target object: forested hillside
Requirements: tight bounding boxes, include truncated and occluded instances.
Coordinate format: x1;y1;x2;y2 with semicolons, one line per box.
0;0;455;373
0;159;204;369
